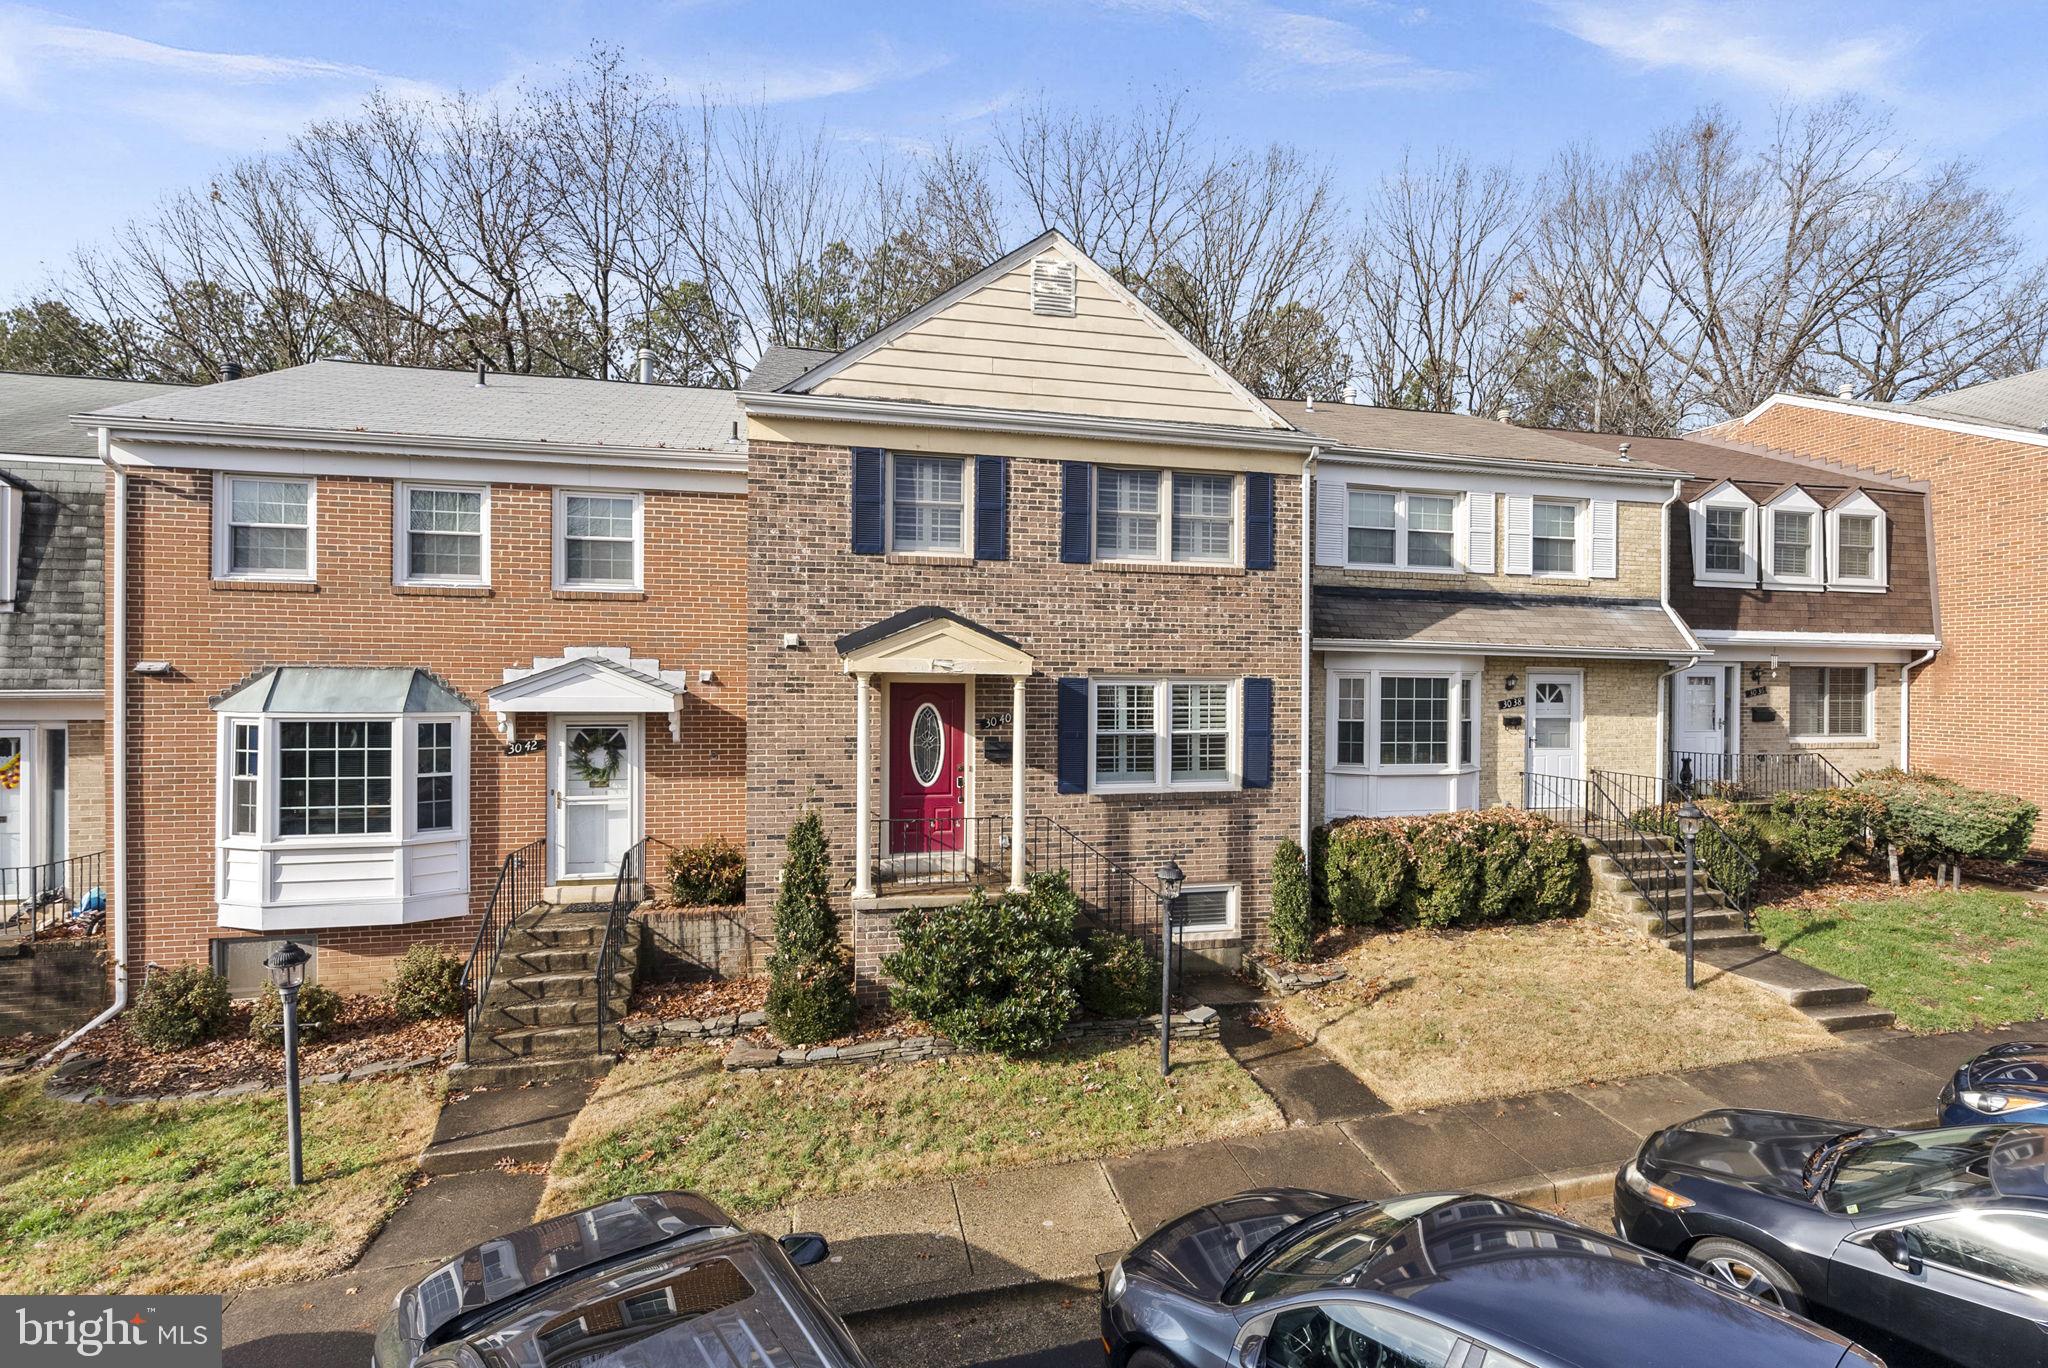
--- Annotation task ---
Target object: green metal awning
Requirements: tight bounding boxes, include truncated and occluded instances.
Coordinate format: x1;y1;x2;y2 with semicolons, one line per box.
211;667;472;714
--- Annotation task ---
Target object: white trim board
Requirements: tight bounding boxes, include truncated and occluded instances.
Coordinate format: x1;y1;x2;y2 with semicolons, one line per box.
1319;454;1675;500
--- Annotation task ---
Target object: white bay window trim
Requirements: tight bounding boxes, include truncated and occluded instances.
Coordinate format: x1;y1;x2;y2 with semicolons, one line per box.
1762;486;1824;590
213;473;316;581
1094;469;1242;566
1088;677;1240;793
1690;480;1758;586
1326;667;1481;776
395;481;491;586
553;488;643;590
1827;491;1889;591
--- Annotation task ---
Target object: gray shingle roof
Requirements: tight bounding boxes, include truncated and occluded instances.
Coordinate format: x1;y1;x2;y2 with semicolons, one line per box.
1905;368;2048;433
81;359;744;457
1545;429;1916;492
1314;587;1695;656
745;346;838;392
0;371;186;459
1268;399;1678;475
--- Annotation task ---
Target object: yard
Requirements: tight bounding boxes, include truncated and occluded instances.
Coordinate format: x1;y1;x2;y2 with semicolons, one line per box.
1276;918;1840;1110
540;1036;1280;1218
1757;888;2048;1032
0;1071;442;1293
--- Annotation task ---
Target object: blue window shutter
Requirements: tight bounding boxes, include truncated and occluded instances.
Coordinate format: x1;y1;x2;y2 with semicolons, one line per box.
975;456;1008;561
1060;462;1092;564
1245;473;1275;570
850;448;885;555
1057;677;1089;794
1242;677;1273;789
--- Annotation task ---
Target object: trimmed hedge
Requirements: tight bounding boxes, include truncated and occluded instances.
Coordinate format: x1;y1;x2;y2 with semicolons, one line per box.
1079;931;1157;1019
1321;809;1586;934
884;873;1085;1056
1269;839;1316;962
388;944;466;1021
1854;770;2039;866
1763;789;1886;883
128;965;233;1051
667;836;746;906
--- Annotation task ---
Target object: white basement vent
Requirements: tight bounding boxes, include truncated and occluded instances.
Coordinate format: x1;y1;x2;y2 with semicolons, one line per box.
1029;256;1078;317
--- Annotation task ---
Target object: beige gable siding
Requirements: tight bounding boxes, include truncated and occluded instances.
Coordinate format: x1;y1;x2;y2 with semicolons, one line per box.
812;257;1275;427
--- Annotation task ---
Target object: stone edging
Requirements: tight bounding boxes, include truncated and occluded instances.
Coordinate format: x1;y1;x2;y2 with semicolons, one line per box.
1249;956;1348;995
41;1050;448;1106
619;1009;767;1046
718;1005;1221;1072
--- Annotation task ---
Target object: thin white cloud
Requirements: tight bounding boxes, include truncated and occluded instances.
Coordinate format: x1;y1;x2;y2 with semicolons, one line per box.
665;41;951;105
1541;1;1912;98
1097;0;1469;92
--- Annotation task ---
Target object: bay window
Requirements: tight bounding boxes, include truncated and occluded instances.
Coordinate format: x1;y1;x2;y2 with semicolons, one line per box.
1791;666;1871;740
1327;667;1481;773
417;721;455;832
1091;679;1239;791
1097;469;1239;564
1335;677;1369;766
1344;488;1462;571
1380;677;1450;766
278;720;391;836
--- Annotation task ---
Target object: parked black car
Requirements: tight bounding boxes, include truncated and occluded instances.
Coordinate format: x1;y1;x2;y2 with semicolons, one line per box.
371;1190;870;1368
1938;1042;2048;1126
1616;1110;2048;1368
1102;1189;1881;1368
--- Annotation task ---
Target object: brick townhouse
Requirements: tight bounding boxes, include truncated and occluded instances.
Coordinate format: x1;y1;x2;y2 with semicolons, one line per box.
1549;430;1938;789
1284;404;1700;821
78;363;748;995
740;231;1312;975
1712;372;2041;834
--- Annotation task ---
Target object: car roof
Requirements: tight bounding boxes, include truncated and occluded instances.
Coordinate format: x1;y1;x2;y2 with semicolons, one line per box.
1353;1198;1851;1367
1991;1127;2048;1200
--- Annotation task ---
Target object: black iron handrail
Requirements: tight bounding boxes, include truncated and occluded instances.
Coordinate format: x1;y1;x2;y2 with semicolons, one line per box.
0;852;106;945
594;835;678;1056
1672;750;1850;801
460;837;545;1065
867;815;1012;891
1022;815;1170;954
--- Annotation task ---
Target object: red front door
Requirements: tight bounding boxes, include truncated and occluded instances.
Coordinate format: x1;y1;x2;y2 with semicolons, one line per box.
888;682;965;854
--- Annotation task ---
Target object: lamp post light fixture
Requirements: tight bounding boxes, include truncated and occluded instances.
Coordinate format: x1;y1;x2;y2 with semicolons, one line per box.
1155;855;1185;1078
265;940;311;1187
1675;800;1705;992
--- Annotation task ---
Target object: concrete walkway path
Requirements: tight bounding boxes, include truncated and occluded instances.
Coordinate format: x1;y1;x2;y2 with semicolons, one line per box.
1217;1009;1390;1126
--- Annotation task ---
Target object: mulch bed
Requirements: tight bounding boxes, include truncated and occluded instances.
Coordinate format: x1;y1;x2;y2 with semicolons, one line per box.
1;1030;58;1064
64;996;460;1096
1762;869;1961;913
624;976;768;1025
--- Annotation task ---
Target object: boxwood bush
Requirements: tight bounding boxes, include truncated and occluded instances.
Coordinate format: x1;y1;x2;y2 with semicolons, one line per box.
1320;810;1586;932
884;873;1085;1056
388;944;466;1021
1079;931;1157;1019
128;965;233;1051
1324;821;1409;927
249;981;346;1045
1762;788;1886;883
667;836;746;906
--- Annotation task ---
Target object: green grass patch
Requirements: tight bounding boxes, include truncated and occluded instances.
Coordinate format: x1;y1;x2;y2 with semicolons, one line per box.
0;1072;442;1293
541;1037;1280;1218
1757;890;2048;1032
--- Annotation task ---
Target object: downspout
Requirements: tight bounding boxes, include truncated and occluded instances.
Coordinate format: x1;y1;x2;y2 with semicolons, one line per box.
41;430;129;1062
1654;477;1701;786
1299;447;1318;851
1899;648;1937;771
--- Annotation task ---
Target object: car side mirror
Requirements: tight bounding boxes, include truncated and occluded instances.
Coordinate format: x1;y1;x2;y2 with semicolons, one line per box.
778;1232;830;1267
1869;1228;1922;1275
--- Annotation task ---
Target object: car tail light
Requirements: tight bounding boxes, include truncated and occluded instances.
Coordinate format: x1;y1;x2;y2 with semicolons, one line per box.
1624;1161;1696;1210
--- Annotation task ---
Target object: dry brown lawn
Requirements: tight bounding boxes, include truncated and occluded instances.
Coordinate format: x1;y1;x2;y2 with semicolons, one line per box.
1278;918;1840;1110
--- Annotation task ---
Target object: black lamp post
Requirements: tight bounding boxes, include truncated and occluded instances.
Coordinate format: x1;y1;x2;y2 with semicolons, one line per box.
1155;855;1185;1078
265;940;310;1186
1675;800;1705;991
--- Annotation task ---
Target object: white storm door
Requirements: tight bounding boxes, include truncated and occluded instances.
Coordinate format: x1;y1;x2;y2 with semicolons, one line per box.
1525;674;1582;805
1673;668;1728;783
552;719;638;880
0;731;26;869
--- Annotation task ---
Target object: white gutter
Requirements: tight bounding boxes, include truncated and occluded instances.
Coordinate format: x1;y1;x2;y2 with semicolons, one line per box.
1299;447;1318;850
1317;445;1679;486
1312;639;1696;661
1655;478;1702;785
41;429;129;1063
1900;647;1938;770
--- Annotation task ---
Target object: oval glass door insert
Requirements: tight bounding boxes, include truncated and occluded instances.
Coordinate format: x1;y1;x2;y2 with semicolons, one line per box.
909;703;944;787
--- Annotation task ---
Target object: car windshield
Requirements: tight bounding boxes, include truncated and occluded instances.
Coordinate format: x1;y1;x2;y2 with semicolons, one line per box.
1225;1197;1449;1306
1823;1126;2005;1215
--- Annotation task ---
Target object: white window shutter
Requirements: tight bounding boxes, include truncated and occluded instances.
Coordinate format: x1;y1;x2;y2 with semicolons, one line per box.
1315;476;1349;567
0;484;18;608
1502;494;1533;576
1589;498;1618;579
1465;491;1496;574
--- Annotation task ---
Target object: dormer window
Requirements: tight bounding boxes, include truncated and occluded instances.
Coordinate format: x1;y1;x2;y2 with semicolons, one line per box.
1827;490;1888;591
1762;487;1823;590
1690;481;1758;586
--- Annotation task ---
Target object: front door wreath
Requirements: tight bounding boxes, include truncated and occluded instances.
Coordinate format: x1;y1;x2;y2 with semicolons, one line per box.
568;728;627;787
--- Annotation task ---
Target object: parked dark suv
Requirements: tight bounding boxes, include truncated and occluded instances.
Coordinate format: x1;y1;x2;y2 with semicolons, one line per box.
371;1191;871;1368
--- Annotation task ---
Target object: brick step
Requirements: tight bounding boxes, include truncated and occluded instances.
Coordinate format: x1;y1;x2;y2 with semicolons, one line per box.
487;996;606;1029
466;1024;599;1061
1656;928;1764;952
1803;1002;1898;1034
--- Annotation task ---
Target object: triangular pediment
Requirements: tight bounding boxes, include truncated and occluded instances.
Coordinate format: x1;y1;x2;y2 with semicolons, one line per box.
836;607;1034;677
794;231;1288;431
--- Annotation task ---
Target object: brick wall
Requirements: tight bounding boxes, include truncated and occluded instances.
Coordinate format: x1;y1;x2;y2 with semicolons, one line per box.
113;468;746;996
1719;663;1902;778
745;440;1303;973
64;721;108;861
1479;657;1663;806
1716;403;2042;833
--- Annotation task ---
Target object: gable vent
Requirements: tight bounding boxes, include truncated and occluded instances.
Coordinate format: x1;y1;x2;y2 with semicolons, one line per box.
1029;256;1078;317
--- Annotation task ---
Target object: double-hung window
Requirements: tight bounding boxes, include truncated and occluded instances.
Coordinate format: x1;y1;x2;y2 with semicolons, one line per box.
219;476;313;579
1097;469;1238;564
1791;666;1870;739
1531;500;1579;575
1344;488;1461;571
1836;515;1877;579
1092;680;1237;790
1335;677;1369;766
1703;507;1747;574
890;455;966;554
557;491;641;589
1827;493;1887;589
1693;483;1759;583
230;723;260;836
416;721;455;832
399;484;487;584
1773;510;1814;577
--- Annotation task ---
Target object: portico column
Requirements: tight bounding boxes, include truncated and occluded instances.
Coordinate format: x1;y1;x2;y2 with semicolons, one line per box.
1010;673;1027;892
853;671;874;899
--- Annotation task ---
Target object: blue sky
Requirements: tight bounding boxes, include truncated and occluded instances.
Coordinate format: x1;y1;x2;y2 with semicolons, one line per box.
3;0;2046;297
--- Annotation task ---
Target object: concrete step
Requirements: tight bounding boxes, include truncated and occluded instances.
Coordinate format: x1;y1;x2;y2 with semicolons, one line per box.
484;968;632;1004
1623;909;1747;936
465;1024;599;1061
1804;1002;1898;1034
543;883;641;906
501;923;605;952
1695;945;1875;1009
497;944;608;975
419;1078;594;1175
486;996;605;1029
446;1055;613;1090
1657;928;1764;952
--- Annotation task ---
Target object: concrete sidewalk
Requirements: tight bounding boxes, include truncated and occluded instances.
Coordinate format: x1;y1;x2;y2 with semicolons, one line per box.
749;1021;2031;1318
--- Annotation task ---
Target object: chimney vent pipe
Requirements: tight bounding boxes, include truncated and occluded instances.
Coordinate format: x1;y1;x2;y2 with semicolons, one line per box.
637;348;655;384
